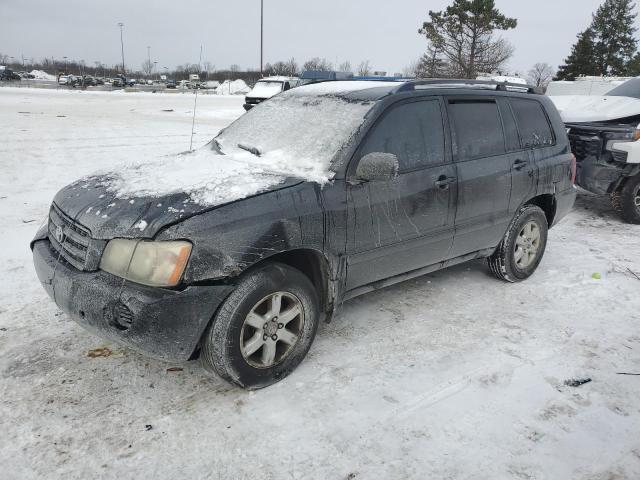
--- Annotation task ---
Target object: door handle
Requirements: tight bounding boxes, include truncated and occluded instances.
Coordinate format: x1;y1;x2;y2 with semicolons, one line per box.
513;159;529;171
435;175;456;189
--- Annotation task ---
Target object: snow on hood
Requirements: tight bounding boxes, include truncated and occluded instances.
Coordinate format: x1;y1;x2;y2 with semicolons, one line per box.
549;95;640;123
101;147;327;207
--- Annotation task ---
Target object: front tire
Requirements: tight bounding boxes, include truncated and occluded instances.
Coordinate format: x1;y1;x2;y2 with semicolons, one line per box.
488;205;549;283
611;175;640;224
200;262;320;389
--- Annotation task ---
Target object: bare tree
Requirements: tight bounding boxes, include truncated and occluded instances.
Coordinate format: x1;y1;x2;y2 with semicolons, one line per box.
141;59;153;76
415;44;449;78
338;60;352;72
527;62;555;88
358;60;372;76
303;57;333;71
229;64;240;73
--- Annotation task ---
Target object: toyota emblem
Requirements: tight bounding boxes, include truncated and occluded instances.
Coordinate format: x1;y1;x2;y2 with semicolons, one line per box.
55;225;65;243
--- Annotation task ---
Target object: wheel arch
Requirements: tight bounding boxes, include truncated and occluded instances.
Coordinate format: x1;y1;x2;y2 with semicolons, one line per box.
525;194;556;227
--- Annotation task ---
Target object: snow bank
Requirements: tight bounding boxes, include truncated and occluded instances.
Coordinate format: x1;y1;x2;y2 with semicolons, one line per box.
29;70;56;81
217;79;250;95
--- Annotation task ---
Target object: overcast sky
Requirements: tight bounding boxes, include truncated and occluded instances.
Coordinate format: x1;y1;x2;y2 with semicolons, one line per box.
0;0;631;75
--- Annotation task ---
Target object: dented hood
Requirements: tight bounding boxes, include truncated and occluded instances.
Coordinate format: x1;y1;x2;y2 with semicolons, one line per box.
52;175;301;239
550;95;640;123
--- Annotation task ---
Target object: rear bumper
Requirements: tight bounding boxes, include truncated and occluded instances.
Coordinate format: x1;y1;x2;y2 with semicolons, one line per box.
32;239;234;362
553;185;577;226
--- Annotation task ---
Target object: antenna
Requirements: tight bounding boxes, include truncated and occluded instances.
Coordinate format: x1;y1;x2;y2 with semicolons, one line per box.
189;45;203;152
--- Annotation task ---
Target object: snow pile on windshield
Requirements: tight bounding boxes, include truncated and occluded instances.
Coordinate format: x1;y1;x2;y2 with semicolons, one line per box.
99;92;374;206
217;93;374;172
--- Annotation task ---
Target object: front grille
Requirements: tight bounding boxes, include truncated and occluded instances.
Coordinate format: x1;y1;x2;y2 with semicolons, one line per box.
48;203;92;270
568;133;603;162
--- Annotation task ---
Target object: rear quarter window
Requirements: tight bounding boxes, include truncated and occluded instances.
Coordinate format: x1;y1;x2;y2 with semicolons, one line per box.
509;99;555;148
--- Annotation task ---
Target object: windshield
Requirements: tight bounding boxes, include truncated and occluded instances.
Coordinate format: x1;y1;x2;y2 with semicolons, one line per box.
249;81;284;98
215;90;375;177
606;78;640;98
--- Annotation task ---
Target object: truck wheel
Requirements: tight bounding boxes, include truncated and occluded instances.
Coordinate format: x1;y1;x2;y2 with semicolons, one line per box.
611;175;640;224
200;262;319;389
488;205;548;283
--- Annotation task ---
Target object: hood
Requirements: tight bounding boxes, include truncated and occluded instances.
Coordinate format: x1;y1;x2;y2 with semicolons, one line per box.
53;174;301;240
549;95;640;123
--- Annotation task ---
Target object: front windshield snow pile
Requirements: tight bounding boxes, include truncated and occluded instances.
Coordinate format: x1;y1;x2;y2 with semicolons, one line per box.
101;90;374;207
216;91;375;179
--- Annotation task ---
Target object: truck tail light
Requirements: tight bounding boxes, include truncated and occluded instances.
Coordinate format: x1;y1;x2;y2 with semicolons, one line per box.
570;154;577;184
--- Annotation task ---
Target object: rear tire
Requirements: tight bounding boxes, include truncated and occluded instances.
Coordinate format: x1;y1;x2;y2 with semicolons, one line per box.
200;262;319;390
488;205;549;283
611;175;640;224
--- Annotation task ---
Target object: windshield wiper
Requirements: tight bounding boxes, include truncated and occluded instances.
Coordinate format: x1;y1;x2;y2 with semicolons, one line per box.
237;143;261;157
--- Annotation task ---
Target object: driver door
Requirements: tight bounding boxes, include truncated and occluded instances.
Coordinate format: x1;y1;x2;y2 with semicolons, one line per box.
345;98;457;291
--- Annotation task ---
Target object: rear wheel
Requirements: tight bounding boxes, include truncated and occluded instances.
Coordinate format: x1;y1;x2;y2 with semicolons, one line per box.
611;175;640;224
488;205;549;282
200;262;319;389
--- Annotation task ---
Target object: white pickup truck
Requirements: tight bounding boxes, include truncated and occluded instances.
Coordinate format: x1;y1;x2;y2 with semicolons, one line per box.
243;76;298;111
550;78;640;224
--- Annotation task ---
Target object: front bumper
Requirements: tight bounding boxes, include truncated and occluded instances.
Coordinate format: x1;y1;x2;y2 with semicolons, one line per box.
32;239;234;362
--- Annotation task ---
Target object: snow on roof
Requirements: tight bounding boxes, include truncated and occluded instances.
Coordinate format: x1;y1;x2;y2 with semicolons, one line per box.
260;76;296;82
293;80;400;96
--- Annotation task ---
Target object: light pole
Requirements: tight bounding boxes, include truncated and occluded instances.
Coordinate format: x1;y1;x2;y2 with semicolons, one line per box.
260;0;264;76
118;22;125;76
153;61;158;81
63;56;67;73
147;45;151;78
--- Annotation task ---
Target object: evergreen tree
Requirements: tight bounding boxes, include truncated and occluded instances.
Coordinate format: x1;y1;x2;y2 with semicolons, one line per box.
556;29;600;80
419;0;517;79
556;0;638;79
592;0;637;75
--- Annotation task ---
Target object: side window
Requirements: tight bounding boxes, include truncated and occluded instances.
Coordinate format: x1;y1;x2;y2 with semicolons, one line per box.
448;100;506;160
509;99;554;148
358;100;445;171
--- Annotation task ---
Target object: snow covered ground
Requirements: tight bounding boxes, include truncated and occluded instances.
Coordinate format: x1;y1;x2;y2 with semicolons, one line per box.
1;87;639;480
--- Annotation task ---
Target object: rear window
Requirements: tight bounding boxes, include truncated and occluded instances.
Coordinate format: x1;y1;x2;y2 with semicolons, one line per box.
448;100;505;160
509;99;554;148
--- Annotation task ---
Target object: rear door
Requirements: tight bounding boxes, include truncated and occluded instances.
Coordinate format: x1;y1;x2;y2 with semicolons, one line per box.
345;98;456;291
446;97;513;257
508;98;557;202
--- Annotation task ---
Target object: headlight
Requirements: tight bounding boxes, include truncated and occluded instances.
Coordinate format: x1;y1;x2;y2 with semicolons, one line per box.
100;239;192;287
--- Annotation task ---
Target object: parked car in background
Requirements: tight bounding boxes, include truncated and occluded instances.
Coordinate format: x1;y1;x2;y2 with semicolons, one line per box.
178;80;191;89
201;80;220;90
552;78;640;223
0;67;22;81
112;77;125;88
243;76;299;110
166;80;177;89
31;79;575;389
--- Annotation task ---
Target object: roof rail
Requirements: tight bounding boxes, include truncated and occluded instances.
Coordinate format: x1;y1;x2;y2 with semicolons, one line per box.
396;79;543;95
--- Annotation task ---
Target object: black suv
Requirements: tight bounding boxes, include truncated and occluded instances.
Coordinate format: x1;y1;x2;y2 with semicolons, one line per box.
31;80;576;389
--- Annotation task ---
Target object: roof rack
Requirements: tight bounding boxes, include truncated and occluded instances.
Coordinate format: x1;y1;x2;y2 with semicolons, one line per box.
395;79;543;95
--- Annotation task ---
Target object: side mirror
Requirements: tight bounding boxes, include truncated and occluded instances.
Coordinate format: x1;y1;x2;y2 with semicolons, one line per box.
355;152;399;182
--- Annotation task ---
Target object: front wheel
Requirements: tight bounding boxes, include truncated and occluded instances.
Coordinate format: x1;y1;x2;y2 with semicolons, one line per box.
611;175;640;224
200;262;320;389
488;205;549;282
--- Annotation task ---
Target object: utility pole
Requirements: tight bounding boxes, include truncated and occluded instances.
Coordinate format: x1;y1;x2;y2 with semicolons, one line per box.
118;22;126;76
147;45;151;78
260;0;264;77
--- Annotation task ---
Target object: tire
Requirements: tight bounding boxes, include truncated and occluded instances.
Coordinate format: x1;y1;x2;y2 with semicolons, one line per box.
611;175;640;224
488;205;549;283
200;262;320;389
